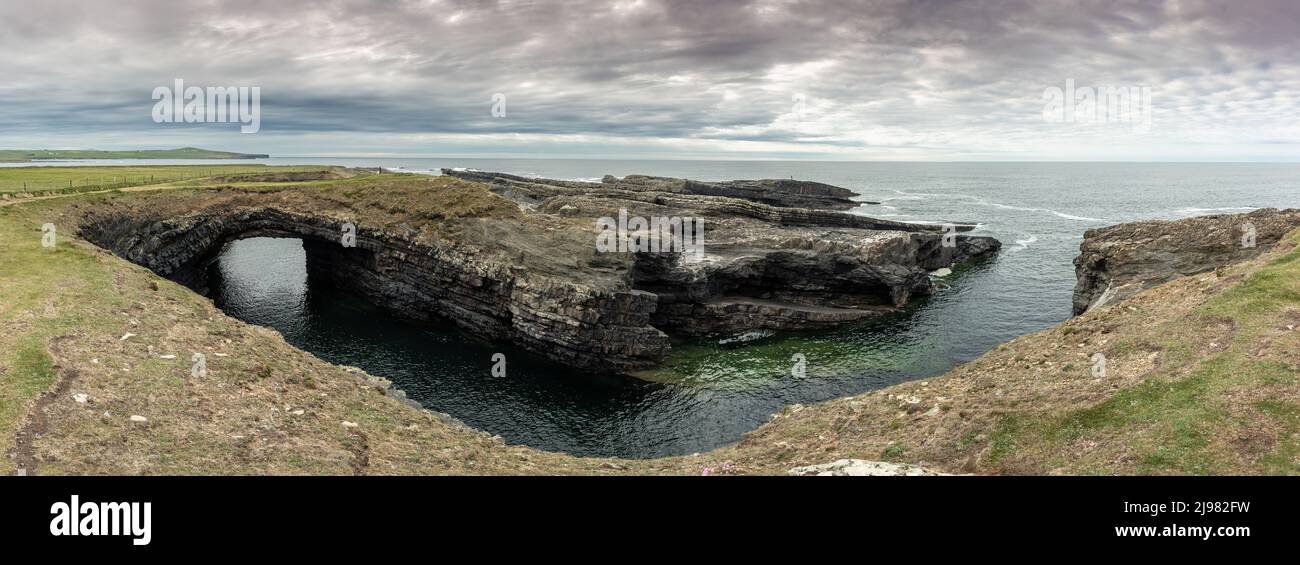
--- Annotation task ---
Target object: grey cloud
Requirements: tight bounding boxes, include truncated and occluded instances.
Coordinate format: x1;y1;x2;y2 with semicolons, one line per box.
0;0;1297;159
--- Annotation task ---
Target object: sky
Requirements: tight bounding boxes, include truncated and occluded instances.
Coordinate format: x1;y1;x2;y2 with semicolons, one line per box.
1;0;1298;161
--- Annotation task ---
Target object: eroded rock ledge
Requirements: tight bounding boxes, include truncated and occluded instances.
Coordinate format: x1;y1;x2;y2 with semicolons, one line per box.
74;171;999;374
445;169;873;210
1073;208;1300;315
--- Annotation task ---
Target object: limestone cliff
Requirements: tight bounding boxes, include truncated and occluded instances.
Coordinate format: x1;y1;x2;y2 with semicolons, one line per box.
1072;208;1300;315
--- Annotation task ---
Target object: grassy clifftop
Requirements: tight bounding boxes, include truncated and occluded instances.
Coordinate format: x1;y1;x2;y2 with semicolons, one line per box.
1;170;1296;475
0;164;328;195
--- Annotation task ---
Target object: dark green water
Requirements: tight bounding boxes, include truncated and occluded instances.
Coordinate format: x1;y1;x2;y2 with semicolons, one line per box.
209;236;988;458
206;161;1300;458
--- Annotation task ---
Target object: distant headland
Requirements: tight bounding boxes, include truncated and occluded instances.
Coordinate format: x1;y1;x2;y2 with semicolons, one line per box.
0;147;269;162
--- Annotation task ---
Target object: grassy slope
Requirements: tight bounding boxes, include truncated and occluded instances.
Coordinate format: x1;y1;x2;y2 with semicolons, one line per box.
1;170;1296;475
0;147;267;163
986;233;1300;474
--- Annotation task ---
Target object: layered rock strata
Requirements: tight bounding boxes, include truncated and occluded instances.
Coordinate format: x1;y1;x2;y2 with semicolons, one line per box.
1073;208;1300;315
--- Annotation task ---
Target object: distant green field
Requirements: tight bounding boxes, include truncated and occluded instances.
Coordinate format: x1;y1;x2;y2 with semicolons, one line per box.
0;147;268;162
0;165;327;194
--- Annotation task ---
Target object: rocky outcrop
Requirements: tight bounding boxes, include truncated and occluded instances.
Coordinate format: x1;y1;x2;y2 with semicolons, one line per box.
450;170;998;337
73;171;999;373
444;169;871;210
1073;208;1300;315
788;459;952;476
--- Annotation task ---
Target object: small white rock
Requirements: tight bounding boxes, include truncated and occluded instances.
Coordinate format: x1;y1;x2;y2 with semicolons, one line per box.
158;354;176;359
72;393;89;404
119;332;136;341
291;409;305;416
129;415;148;423
342;421;358;428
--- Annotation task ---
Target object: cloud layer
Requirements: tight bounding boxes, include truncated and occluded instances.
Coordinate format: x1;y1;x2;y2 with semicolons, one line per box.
2;0;1298;159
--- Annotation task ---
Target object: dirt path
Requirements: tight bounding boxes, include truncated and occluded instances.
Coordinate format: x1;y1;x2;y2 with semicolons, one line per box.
7;335;77;476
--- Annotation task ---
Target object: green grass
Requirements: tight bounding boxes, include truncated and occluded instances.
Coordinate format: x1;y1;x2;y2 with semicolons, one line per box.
0;164;328;194
881;442;911;460
0;202;128;472
987;232;1300;475
0;147;266;163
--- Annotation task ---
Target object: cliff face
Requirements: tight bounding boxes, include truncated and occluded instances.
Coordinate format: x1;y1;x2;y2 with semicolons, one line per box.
73;172;999;373
76;199;669;374
1072;208;1300;315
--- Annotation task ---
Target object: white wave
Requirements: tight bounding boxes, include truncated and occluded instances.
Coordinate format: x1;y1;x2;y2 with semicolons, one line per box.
967;198;1105;222
1049;210;1106;222
1173;206;1257;217
885;189;980;202
1011;234;1038;252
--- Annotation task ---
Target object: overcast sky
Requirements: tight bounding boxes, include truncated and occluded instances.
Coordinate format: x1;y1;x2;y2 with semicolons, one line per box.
1;0;1298;160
